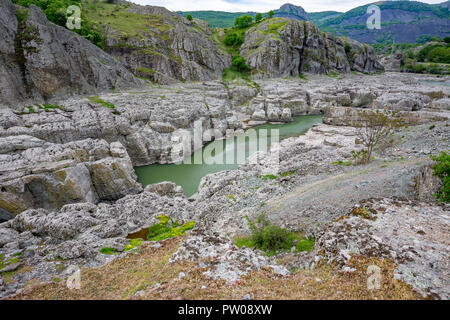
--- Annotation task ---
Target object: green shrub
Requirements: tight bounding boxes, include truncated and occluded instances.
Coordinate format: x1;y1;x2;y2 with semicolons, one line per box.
186;14;193;21
234;15;253;29
232;55;250;72
88;96;115;109
224;32;243;47
235;214;315;256
99;247;117;255
255;13;262;23
12;0;105;49
147;215;195;241
124;239;143;252
430;151;450;203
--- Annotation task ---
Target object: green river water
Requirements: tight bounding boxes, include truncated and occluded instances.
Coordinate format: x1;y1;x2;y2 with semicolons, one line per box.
135;115;323;197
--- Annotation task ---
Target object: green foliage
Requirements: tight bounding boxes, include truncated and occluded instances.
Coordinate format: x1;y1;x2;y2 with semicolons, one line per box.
344;41;351;55
124;239;143;252
430;151;450;203
268;10;274;18
417;43;450;63
99;247;117;255
261;174;277;181
147;215;195;241
234;15;253;29
232;55;250;72
88;96;115;109
12;0;105;49
235;214;315;256
224;32;243;47
136;67;156;77
255;13;262;23
186;14;193;21
280;170;295;177
222;68;250;82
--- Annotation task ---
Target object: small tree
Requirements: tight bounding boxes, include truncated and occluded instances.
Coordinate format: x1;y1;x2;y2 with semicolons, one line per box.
186;14;193;21
268;10;275;18
255;13;263;22
234;15;253;28
232;55;250;72
354;109;402;164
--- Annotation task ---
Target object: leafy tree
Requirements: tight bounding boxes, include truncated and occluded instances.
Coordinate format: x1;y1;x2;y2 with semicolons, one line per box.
255;13;262;23
224;32;243;47
234;15;253;28
444;36;450;44
430;151;450;203
268;10;274;18
232;55;250;72
186;14;193;21
354;109;402;164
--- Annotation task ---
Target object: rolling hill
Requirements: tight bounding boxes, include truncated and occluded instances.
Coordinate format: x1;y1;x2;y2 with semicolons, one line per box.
179;1;450;43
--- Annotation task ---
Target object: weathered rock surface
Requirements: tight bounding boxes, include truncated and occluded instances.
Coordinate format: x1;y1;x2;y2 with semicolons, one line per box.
315;198;450;299
0;0;143;108
0;137;142;219
98;2;231;84
240;18;383;78
170;229;289;284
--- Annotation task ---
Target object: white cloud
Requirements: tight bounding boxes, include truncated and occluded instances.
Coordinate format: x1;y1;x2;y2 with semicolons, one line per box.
130;0;446;13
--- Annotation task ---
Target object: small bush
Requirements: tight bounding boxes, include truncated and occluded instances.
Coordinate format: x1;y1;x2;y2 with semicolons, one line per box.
235;214;315;256
430;151;450;203
186;14;193;21
224;33;244;47
147;215;195;241
232;55;250;72
99;247;117;255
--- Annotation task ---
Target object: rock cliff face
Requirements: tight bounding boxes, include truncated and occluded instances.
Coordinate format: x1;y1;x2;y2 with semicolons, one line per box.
0;0;143;108
89;1;231;84
0;137;142;220
240;18;383;78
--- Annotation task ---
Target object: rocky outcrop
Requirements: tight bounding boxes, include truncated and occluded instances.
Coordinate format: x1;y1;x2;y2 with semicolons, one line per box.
97;2;231;84
323;106;449;126
0;0;143;108
275;3;310;21
315;198;450;299
0;137;142;219
170;228;289;283
240;18;383;78
415;165;442;202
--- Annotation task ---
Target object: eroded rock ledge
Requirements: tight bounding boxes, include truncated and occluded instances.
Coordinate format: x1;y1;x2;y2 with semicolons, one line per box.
0;137;141;220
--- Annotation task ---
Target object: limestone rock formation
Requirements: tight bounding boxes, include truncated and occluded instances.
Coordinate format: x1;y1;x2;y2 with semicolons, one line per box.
0;137;142;219
240;18;383;78
96;2;231;83
0;0;143;108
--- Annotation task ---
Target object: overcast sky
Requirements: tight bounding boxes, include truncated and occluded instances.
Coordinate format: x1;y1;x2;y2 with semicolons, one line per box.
130;0;446;13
